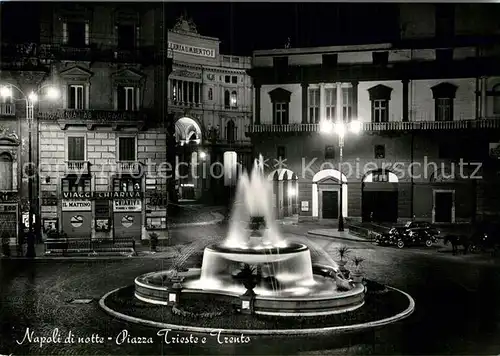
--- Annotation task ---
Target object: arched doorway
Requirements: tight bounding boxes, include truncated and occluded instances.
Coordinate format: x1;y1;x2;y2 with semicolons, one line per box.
312;170;348;220
362;169;399;223
174;117;203;201
267;169;298;219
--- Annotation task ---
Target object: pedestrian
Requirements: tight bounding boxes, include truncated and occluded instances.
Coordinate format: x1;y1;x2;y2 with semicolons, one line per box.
26;230;36;258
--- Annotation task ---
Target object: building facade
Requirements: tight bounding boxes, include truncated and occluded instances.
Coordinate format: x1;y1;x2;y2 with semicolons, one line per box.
1;3;171;242
167;16;253;203
247;3;500;224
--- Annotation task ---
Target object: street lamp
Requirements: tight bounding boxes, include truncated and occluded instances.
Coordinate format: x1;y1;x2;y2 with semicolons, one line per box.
320;118;362;231
0;83;60;237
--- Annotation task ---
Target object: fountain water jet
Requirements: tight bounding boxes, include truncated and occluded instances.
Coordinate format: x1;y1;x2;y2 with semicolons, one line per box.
135;154;365;315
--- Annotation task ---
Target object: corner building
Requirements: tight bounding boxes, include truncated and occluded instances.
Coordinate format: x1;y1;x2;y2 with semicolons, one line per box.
33;3;171;241
167;17;253;203
247;4;500;224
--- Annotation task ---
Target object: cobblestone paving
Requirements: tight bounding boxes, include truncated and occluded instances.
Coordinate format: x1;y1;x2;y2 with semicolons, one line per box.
0;224;499;355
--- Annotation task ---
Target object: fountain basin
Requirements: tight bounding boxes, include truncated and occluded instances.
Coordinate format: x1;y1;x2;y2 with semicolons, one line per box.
206;242;309;263
135;269;365;316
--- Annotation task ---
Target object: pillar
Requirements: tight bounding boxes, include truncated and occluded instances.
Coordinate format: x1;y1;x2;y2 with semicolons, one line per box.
336;82;343;121
351;81;359;120
301;82;308;124
402;79;409;122
319;83;325;123
254;84;261;125
481;76;487;119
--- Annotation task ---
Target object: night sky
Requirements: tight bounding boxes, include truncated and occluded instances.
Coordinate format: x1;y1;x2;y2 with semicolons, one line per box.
1;2;400;55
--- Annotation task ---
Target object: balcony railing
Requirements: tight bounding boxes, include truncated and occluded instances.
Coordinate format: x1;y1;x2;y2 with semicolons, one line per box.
65;161;90;175
169;100;252;113
117;161;142;175
246;118;500;134
1;43;165;65
38;109;147;123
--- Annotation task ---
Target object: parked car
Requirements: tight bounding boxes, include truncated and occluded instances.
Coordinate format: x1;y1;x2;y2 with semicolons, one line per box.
375;221;440;248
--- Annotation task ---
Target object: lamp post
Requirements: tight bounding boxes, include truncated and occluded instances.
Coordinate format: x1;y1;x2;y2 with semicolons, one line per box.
320;118;362;231
0;84;59;236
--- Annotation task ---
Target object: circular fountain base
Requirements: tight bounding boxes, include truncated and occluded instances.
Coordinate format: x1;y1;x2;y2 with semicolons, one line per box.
135;269;365;316
135;242;365;316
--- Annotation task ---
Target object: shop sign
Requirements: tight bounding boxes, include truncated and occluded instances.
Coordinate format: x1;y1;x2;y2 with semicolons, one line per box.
113;200;142;212
0;204;17;212
61;191;143;199
168;41;216;58
61;200;92;211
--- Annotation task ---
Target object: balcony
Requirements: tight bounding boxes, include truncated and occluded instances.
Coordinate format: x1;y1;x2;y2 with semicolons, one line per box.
38;109;147;130
117;161;143;176
168;100;252;113
65;161;90;175
245;118;500;135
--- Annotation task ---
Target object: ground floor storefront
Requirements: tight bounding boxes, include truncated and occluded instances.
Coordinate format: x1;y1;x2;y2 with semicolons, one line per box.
40;186;168;242
264;167;497;224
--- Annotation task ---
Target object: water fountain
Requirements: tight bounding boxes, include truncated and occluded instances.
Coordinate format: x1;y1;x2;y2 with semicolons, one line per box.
134;155;366;316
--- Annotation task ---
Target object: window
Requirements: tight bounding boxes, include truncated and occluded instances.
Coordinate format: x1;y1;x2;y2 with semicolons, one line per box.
64;21;89;47
230;91;238;108
372;52;389;66
117;24;136;49
118;86;137;111
342;87;353;121
0;153;13;190
325;88;336;120
171;80;177;102
224;90;230;108
62;177;91;193
322;54;338;67
308;88;320;123
67;136;85;161
118;137;136;161
274;102;289;125
113;178;141;192
277;146;286;160
231;76;237;84
431;83;457;121
436;98;452;121
325;146;335;159
374;145;385;159
268;87;291;125
0;96;13;116
368;84;393;123
225;76;230;83
208;88;213;101
492;84;500;115
68;85;84;110
373;100;389;123
226;120;236;142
